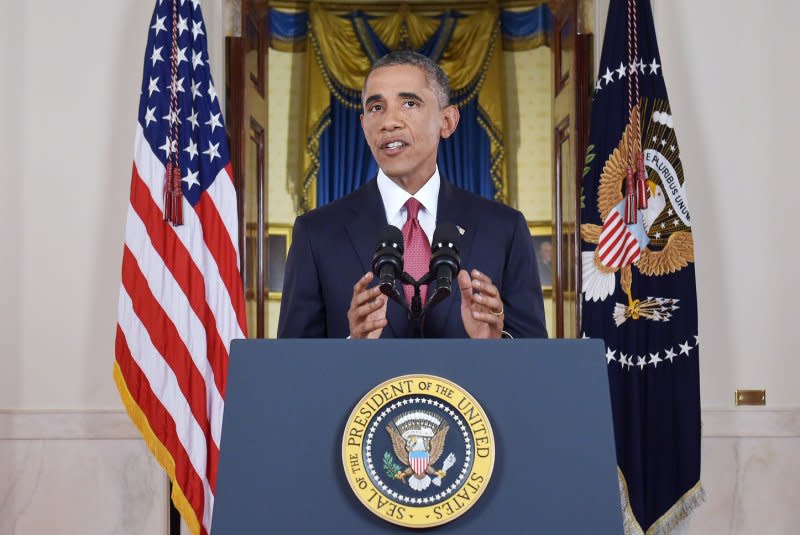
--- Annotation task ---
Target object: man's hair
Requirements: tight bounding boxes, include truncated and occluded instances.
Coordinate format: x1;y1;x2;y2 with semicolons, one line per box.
362;50;450;109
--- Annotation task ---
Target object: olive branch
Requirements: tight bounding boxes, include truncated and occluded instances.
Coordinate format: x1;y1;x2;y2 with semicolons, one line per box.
383;452;402;478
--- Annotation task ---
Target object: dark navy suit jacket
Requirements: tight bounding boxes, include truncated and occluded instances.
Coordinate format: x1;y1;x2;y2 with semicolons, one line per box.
277;178;547;338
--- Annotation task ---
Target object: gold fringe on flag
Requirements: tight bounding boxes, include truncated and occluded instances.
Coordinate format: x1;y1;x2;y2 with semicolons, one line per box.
617;467;705;535
113;362;202;535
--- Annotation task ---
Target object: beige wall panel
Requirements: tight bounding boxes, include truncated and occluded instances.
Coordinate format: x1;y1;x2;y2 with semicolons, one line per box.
503;48;553;222
0;0;227;410
268;300;281;339
2;0;157;410
265;49;306;335
268;49;306;224
652;0;799;407
0;0;25;414
543;297;554;338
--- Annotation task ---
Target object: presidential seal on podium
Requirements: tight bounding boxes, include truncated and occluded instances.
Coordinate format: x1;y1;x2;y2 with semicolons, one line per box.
342;374;495;528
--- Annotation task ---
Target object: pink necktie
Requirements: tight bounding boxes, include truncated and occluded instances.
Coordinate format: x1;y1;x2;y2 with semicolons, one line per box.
402;198;431;304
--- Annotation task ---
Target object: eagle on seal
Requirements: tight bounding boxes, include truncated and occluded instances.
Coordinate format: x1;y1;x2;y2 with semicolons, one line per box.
386;410;451;492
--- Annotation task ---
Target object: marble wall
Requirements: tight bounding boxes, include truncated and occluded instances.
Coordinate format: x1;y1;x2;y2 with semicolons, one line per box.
689;410;800;533
2;409;797;534
0;412;167;534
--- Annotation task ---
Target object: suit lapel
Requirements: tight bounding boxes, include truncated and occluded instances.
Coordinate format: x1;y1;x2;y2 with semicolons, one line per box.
343;179;406;338
344;180;383;274
425;179;476;337
343;177;478;338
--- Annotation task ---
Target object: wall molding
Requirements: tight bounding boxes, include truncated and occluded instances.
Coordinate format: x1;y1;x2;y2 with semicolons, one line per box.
0;410;139;440
701;408;800;438
1;408;798;440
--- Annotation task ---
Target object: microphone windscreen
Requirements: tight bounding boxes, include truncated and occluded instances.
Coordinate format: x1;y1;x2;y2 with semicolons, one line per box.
376;225;403;251
431;223;460;252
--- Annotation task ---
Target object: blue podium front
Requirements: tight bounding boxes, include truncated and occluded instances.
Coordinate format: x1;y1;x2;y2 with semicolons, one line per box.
212;339;622;534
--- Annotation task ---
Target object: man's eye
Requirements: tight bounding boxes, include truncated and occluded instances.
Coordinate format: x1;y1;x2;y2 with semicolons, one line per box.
369;104;383;112
404;100;417;108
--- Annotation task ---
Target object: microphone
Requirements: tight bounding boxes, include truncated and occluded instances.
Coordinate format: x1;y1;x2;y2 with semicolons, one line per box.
429;223;461;298
371;225;404;295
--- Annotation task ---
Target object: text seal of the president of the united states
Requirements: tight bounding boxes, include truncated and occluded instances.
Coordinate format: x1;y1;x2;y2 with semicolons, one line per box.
342;374;495;528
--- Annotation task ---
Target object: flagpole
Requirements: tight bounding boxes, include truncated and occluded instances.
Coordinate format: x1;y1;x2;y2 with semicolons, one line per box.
169;481;181;534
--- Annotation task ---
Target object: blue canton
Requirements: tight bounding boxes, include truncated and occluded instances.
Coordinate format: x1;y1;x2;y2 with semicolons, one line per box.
137;0;230;207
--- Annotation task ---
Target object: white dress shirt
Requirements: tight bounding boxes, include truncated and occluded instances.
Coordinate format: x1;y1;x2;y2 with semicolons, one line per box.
376;167;440;244
369;167;513;339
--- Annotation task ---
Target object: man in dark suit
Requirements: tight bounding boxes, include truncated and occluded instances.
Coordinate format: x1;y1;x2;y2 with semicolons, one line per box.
278;51;546;339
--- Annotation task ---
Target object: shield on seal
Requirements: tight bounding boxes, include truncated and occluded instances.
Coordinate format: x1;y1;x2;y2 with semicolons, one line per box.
409;450;429;476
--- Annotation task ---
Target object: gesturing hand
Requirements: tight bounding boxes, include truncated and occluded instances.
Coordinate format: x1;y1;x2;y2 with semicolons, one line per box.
458;269;504;339
347;272;388;339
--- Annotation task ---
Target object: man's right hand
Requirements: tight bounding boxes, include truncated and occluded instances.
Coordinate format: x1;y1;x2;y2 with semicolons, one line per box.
347;272;388;339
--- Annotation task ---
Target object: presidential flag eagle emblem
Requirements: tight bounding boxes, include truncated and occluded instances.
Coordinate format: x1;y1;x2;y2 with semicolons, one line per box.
581;101;694;327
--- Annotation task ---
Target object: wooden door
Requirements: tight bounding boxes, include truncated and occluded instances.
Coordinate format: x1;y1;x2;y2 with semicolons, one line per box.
227;1;270;338
550;0;592;338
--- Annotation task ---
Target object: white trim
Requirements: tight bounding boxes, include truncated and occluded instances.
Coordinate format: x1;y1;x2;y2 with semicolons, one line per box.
0;410;140;440
2;408;798;440
701;408;800;438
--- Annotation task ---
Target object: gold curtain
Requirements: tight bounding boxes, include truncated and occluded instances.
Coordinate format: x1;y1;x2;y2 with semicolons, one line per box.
300;3;507;210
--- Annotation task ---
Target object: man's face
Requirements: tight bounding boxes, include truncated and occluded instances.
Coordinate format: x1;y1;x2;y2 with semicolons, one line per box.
361;64;458;187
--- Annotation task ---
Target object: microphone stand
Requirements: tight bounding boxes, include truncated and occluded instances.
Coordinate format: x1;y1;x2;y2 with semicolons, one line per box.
382;272;453;339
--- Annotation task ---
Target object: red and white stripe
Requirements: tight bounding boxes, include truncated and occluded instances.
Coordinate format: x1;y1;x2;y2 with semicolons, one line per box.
115;124;246;535
411;456;429;476
597;208;642;269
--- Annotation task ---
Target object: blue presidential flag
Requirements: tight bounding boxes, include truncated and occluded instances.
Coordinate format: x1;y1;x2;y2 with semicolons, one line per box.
581;0;703;532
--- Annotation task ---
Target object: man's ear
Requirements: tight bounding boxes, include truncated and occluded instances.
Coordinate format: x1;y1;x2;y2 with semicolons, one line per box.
439;104;460;139
360;112;365;130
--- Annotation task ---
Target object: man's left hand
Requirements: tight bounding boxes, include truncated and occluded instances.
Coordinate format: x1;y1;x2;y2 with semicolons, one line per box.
458;269;504;339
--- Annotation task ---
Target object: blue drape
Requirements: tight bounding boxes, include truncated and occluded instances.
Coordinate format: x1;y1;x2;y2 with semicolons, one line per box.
316;96;492;206
316;11;496;206
268;7;551;44
499;5;551;40
267;7;552;207
438;99;492;198
269;10;308;39
317;99;378;206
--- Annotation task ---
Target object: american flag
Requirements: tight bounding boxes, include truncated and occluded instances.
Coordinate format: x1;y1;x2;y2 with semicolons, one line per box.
113;1;246;534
